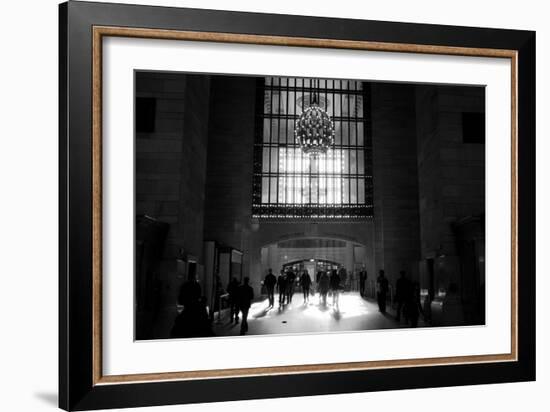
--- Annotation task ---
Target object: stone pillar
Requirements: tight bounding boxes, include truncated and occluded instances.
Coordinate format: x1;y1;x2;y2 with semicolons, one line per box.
202;75;258;291
371;83;421;288
135;72;211;339
415;85;485;325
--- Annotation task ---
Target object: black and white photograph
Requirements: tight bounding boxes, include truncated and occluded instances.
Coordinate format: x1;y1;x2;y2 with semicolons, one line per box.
135;72;486;340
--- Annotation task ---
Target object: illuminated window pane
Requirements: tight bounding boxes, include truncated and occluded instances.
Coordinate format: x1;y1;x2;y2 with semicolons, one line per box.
351;178;358;204
261;148;268;173
358;182;365;203
261;177;269;203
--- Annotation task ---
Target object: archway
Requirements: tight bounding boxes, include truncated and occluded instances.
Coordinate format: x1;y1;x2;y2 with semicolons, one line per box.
260;236;368;291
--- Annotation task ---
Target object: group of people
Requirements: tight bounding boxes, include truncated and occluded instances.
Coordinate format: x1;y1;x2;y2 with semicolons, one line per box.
375;269;424;327
226;276;255;335
315;268;344;307
394;270;424;327
262;268;313;307
171;266;425;339
171;273;255;337
263;266;350;309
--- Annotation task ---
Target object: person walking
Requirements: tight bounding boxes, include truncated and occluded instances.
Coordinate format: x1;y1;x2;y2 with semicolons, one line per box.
237;277;254;335
395;270;411;322
316;269;322;284
376;270;389;313
286;268;296;303
318;270;330;306
359;267;367;297
338;266;348;292
300;269;312;303
227;277;240;324
277;270;287;307
330;269;341;308
264;268;277;307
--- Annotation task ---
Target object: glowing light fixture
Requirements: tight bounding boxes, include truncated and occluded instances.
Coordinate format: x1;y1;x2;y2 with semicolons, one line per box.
295;79;335;157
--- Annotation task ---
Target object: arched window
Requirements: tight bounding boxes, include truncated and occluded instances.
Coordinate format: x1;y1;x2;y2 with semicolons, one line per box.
252;77;373;219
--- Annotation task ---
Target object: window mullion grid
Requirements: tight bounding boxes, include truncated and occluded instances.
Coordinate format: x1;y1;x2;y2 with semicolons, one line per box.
301;78;305;213
346;80;351;212
330;79;338;217
353;81;364;212
268;77;274;208
276;78;282;206
365;82;373;215
324;78;328;217
308;79;312;211
258;77;370;219
340;79;344;209
293;79;298;211
285;79;289;209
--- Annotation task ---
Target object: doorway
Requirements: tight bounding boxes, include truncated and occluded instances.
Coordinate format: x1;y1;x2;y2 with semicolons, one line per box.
282;258;342;275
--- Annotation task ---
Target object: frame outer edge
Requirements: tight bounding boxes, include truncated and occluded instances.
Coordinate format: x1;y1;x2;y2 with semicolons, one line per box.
67;1;97;409
58;2;69;410
517;31;536;379
62;2;535;409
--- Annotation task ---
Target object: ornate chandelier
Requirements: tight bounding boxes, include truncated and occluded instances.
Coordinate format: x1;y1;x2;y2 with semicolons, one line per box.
295;79;335;157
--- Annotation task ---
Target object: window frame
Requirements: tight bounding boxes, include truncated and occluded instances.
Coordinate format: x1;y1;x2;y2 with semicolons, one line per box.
252;77;373;219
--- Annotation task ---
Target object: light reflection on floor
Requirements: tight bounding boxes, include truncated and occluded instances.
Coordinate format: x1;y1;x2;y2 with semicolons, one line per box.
212;292;400;337
251;292;371;321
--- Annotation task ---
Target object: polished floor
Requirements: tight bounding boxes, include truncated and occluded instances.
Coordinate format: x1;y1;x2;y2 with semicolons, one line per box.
212;291;410;337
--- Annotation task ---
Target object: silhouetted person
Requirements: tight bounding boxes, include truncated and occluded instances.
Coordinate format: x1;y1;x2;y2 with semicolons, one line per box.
286;269;296;303
395;270;411;322
359;268;367;297
237;277;254;335
171;296;213;338
330;269;341;307
177;274;201;308
171;274;212;338
277;270;287;306
338;267;347;292
264;268;277;307
316;270;322;284
406;282;424;327
376;270;389;313
300;270;312;303
318;270;330;306
227;277;240;324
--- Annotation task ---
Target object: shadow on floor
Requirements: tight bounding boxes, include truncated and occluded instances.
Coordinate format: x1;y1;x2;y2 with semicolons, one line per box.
34;392;58;407
253;306;273;319
332;309;342;320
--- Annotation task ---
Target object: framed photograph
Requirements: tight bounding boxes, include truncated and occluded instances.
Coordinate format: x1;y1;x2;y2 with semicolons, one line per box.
59;1;536;410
